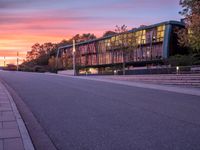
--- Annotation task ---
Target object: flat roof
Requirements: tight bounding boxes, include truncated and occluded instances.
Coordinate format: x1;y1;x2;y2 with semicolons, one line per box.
59;20;185;50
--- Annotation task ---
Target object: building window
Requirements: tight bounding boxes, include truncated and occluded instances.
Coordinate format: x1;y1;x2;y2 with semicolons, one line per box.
157;25;165;42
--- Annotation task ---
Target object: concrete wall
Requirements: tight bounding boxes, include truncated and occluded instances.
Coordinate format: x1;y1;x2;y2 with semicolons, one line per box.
58;70;74;76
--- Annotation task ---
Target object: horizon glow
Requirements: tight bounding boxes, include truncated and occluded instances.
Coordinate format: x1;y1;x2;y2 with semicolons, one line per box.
0;0;181;66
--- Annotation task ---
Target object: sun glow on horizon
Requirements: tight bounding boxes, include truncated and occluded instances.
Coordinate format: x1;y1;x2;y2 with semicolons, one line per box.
0;0;181;66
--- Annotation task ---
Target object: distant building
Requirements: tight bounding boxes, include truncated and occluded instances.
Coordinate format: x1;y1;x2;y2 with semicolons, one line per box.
3;64;17;71
57;20;185;75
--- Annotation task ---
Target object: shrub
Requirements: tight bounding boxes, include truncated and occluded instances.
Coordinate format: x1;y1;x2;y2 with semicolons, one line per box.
168;54;195;66
192;53;200;65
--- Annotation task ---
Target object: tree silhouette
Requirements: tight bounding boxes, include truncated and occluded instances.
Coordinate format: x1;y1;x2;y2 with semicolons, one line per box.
102;31;116;37
178;0;200;53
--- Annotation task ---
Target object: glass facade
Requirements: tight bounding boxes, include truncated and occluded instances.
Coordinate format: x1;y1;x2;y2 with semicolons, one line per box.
59;21;185;73
79;25;162;66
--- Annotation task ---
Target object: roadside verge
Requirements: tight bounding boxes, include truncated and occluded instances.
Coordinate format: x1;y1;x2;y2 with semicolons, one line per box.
0;80;35;150
49;73;200;97
1;80;58;150
77;76;200;96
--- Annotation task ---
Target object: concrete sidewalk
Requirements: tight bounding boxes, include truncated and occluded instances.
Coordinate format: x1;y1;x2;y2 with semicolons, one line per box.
68;75;200;96
50;73;200;96
0;81;34;150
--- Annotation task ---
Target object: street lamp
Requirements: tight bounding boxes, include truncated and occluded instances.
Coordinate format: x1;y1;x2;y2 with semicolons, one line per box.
114;70;117;75
4;56;6;67
176;66;179;74
17;52;19;71
122;41;128;75
56;47;61;72
73;39;76;76
107;42;110;47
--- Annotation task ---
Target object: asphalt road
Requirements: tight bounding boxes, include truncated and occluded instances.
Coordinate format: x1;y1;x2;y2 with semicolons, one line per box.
0;71;200;150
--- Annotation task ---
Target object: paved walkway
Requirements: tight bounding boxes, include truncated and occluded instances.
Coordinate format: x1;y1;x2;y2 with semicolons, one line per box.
0;81;34;150
70;75;200;96
102;74;200;88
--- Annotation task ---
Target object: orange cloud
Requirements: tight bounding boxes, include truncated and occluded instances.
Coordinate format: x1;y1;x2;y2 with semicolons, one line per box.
0;51;26;66
0;0;181;66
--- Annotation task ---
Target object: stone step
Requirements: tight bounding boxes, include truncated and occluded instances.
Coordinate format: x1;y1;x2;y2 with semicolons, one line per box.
108;75;200;80
135;80;200;83
119;77;200;80
125;78;200;81
118;74;200;78
129;80;200;83
137;81;200;86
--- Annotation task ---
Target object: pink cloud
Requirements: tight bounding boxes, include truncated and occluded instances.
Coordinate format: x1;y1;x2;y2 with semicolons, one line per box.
0;0;181;66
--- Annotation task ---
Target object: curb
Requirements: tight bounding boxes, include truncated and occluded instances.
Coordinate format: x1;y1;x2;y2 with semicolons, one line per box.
1;82;35;150
48;73;200;97
1;79;58;150
77;77;200;96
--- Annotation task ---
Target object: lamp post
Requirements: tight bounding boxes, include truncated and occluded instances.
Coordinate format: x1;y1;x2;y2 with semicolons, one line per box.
17;52;19;71
176;66;179;74
122;42;128;75
73;39;76;76
4;56;6;67
55;47;61;72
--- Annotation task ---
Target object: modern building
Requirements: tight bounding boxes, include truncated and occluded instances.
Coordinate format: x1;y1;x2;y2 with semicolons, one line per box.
57;20;185;75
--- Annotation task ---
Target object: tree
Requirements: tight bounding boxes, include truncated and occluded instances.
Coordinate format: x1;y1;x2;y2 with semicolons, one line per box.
52;33;97;71
81;33;96;41
115;25;128;75
115;24;128;33
58;39;71;47
48;56;57;72
26;43;41;61
178;0;200;53
102;31;116;37
23;32;97;72
68;33;96;43
168;54;194;66
24;42;57;70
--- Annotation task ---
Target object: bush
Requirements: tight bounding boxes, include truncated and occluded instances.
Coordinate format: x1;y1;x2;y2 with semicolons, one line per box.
168;54;196;66
19;65;34;72
33;66;48;73
192;53;200;65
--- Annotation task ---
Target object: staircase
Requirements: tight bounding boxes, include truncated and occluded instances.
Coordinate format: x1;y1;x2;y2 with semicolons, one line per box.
104;74;200;88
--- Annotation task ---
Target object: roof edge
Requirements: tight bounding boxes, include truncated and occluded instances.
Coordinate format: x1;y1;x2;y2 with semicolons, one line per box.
59;20;185;49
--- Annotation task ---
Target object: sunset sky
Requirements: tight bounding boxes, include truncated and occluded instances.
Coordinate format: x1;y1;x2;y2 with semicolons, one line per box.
0;0;181;66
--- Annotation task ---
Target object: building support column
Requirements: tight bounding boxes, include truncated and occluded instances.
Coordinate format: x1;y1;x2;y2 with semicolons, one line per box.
73;39;76;76
163;24;172;59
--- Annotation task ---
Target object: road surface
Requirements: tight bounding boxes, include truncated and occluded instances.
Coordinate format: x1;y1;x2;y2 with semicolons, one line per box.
0;71;200;150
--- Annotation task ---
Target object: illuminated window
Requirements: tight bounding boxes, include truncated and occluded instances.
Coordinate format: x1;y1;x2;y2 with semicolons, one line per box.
135;30;146;45
128;33;132;38
106;52;111;64
115;36;119;41
115;41;119;47
141;30;146;44
123;34;127;39
188;28;192;34
111;36;115;42
157;25;165;42
135;31;141;44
